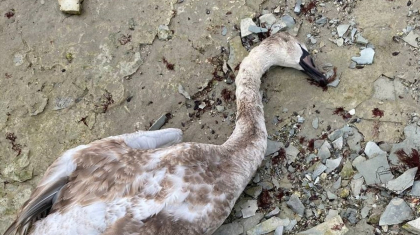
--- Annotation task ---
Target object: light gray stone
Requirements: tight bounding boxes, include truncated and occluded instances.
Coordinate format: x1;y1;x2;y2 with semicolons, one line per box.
325;210;339;221
241;18;257;37
379;198;414;225
318;141;331;161
312;163;327;179
403;31;419;48
246;217;290;235
241;200;259;218
351;177;364;197
248;25;268;33
352;155;366;167
157;25;173;40
287;194;305;216
384;167;417;194
274;226;284;235
312;117;319;129
326;157;342;174
245;186;263;199
327;191;337;200
403;217;420;234
342;208;358;224
332;136;343;150
364;141;387;159
259;14;277;28
352;48;375;65
315;17;327;26
286;145;300;163
328;129;343;141
266;139;284;156
213;222;244;235
361;206;371;219
265;207;280;218
411;181;420;196
337;24;350;37
354;155;394;185
355;34;369;45
58;0;82;14
297;215;349;235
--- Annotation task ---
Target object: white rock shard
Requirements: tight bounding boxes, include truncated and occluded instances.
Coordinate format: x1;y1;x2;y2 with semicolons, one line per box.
58;0;82;14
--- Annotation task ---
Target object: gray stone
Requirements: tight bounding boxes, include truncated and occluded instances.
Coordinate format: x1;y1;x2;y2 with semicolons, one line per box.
245;186;263;199
347;128;363;153
266;139;284;156
241;18;257;37
58;0;82;14
336;38;344;47
325;210;339;221
352;155;366;167
379;198;414;225
270;22;288;35
178;84;191;99
228;36;249;72
284;219;297;231
258;181;274;190
246;217;290;235
280;15;295;29
403;217;420;234
326;157;342;174
364;141;387;159
286;194;305;216
361;206;371;219
216;105;225;112
350;28;357;41
242;214;265;232
297;116;305;123
384;167;417;194
286;145;300;163
241;200;259;218
327;191;337;200
354;155;394;185
328;129;343;141
352;48;375;65
213;222;243;235
315;17;327;26
342;208;358;224
306;154;317;163
274;226;284;235
327;78;340;87
332;137;343;150
350;177;364;197
356;34;369;45
403;31;419;48
318;141;331;161
157;25;173;40
411;181;420;196
349;61;356;69
312;117;319;129
312;163;327;179
248;25;268;34
221;26;228;36
294;0;302;14
337;24;350;37
149;114;168;130
259;14;277;28
333;177;342;189
265;207;280;218
297;215;349;235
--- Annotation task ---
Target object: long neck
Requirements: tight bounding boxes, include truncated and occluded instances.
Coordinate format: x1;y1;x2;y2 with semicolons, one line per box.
221;46;271;193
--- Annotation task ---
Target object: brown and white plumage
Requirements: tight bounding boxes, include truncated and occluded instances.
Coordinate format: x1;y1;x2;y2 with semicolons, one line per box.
4;32;327;235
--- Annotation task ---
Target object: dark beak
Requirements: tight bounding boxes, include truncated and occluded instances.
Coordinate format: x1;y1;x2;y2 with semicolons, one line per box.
299;46;328;87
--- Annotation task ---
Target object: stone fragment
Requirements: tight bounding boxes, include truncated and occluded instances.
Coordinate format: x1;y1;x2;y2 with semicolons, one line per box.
338;188;350;198
294;0;302;14
241;200;259;218
280;15;295;29
246;217;290;235
350;177;364;197
312;163;327;179
326;157;342;174
403;217;420;234
25;93;48;116
274;226;284;235
241;18;257;37
325;210;339;221
411;181;420;196
297;215;349;235
364;141;387;159
332;137;343;150
384;167;417;194
361;206;371;219
318;141;331;161
284;219;297;231
270;22;288;35
222;26;228;36
213;222;243;235
328;129;343;141
340;160;355;179
266;140;284;156
259;14;277;28
178;84;191;99
315;17;327;26
354;155;394;185
327;191;337;200
347;128;363;153
342;208;358;224
245;186;263;199
265;207;280;218
336;38;344;47
352;155;366;167
403;31;419;48
149;114;168;130
352;48;375;65
58;0;82;14
216;106;225;112
248;25;268;33
286;194;305;216
356;34;368;45
337;24;350;37
157;25;173;40
312;117;319;129
379;198;414;225
285;145;299;163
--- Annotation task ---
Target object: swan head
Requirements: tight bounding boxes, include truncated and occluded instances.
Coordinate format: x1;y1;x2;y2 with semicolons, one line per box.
261;32;328;87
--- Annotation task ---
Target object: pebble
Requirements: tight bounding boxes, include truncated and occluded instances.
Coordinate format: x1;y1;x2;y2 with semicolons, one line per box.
315;17;327;26
312;163;327;179
294;0;302;14
379;198;414;226
356;34;368;45
222;26;228;36
258;181;274;190
350;176;364;197
157;25;173;40
352;48;375;65
361;206;371;219
248;25;268;34
384;167;417;194
352;155;366;167
149;114;168;130
332;136;343;150
216;105;225;112
342;208;358;224
297;116;305;123
312;117;319;129
266;139;284;156
285;145;300;163
336;38;344;47
328;129;343;141
411;181;420;196
318;141;331;161
178;84;191;99
280;15;295;29
327;191;337;200
287;194;305;216
58;0;82;14
259;14;277;28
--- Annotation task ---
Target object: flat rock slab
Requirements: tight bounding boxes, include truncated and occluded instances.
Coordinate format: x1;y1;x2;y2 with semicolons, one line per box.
384;167;417;194
403;217;420;234
247;217;290;235
266;139;284;156
352;48;375;65
354;155;394;185
286;194;305;216
379;198;414;226
297;215;349;235
364;141;387;159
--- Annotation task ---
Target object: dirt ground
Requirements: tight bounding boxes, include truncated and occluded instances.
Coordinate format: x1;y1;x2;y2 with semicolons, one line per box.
1;0;420;234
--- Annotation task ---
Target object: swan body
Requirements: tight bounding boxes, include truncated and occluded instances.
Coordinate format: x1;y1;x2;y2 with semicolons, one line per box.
4;32;326;235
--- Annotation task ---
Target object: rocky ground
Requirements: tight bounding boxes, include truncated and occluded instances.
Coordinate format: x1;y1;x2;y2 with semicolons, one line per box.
1;0;420;234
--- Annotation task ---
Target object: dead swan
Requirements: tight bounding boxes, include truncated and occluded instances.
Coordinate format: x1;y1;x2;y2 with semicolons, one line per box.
4;32;327;235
